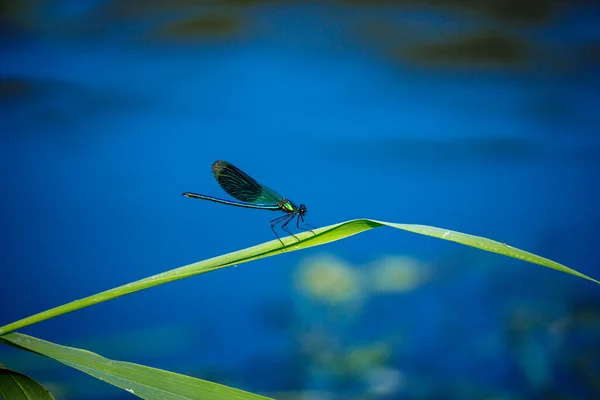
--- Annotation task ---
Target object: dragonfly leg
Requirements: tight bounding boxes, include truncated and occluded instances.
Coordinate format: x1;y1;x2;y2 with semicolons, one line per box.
281;214;299;241
297;215;316;236
270;214;288;226
270;214;290;246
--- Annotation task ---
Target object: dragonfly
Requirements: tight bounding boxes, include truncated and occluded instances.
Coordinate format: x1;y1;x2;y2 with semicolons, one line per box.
183;160;315;244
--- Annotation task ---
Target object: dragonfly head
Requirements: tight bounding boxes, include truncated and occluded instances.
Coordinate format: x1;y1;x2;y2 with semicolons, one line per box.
298;204;307;216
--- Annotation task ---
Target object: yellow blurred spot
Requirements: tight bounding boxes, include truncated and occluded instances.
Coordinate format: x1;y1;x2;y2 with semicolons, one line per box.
370;256;423;293
346;342;391;372
295;254;362;304
364;366;405;396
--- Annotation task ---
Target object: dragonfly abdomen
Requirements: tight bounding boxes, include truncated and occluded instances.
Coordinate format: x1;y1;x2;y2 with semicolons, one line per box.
183;192;280;211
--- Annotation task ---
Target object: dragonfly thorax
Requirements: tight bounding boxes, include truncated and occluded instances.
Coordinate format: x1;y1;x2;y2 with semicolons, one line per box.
279;199;307;216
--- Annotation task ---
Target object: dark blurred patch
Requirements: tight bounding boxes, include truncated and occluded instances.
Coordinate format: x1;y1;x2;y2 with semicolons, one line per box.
0;0;264;39
0;75;145;107
157;14;243;40
0;1;36;35
400;30;529;68
97;0;272;20
332;137;544;165
97;0;204;19
584;42;600;66
255;299;295;332
342;0;558;24
358;19;415;51
93;0;247;41
0;2;23;24
240;356;305;392
0;77;39;101
556;298;600;398
473;0;558;24
0;75;147;138
0;2;108;37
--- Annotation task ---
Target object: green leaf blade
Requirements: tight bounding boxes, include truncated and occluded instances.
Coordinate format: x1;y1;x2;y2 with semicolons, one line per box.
1;333;270;400
374;220;599;284
1;219;596;336
0;364;55;400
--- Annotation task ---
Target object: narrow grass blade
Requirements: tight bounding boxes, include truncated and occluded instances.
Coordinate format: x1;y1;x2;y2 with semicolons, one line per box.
1;219;596;336
0;333;270;400
0;364;55;399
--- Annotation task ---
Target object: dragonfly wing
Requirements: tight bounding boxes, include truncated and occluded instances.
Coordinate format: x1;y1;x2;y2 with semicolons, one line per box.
212;160;283;204
257;185;285;204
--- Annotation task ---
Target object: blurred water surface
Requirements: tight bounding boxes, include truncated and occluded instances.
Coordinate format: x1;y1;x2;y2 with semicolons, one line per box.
1;1;600;399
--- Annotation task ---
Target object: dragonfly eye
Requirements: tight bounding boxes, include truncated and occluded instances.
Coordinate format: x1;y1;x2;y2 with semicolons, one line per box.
299;204;307;215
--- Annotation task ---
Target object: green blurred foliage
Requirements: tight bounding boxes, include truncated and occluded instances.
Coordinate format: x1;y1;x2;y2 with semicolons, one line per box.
157;14;242;39
342;0;559;24
0;0;590;71
400;30;528;68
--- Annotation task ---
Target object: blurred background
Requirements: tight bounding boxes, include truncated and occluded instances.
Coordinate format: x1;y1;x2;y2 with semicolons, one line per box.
1;1;600;399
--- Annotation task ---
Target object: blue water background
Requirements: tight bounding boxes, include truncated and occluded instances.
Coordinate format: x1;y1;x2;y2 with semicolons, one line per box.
1;2;600;399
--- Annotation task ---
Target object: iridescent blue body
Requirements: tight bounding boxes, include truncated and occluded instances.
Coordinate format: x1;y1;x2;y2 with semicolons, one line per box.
183;160;313;244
